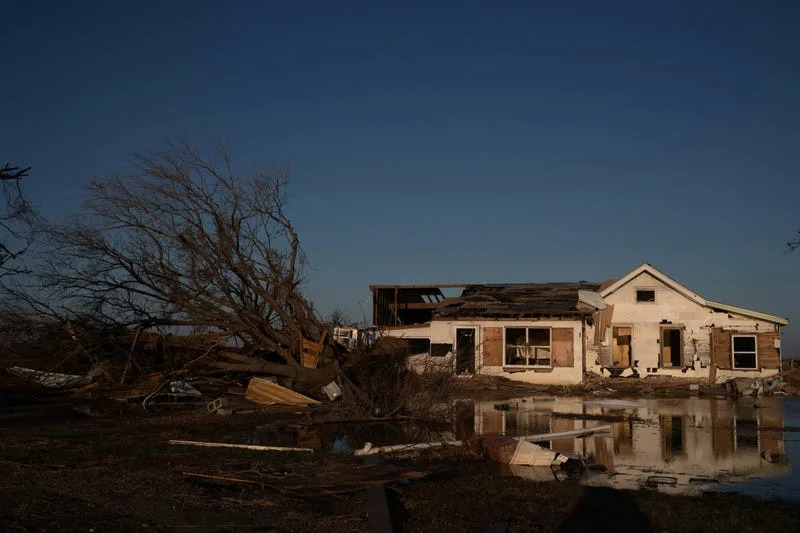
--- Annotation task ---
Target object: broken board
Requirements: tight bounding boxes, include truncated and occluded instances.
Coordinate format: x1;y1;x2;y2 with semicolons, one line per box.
245;377;320;406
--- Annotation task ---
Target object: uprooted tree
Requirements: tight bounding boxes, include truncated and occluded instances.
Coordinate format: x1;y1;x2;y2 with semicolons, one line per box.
20;143;343;389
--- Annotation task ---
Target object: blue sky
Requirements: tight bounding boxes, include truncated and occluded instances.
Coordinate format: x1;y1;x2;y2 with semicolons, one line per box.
3;1;800;352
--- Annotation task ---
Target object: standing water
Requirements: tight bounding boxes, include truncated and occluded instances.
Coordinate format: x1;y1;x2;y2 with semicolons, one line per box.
474;395;799;499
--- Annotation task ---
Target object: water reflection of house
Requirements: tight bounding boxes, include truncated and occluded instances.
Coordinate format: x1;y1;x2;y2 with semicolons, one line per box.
471;397;788;494
371;263;788;384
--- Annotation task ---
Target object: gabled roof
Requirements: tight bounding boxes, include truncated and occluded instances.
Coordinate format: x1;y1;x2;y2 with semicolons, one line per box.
435;282;601;319
600;263;789;326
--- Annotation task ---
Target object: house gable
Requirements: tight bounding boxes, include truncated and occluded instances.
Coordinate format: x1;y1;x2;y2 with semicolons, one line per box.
601;264;788;326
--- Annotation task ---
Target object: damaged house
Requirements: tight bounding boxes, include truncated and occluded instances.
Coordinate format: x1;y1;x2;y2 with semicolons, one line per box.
370;263;788;384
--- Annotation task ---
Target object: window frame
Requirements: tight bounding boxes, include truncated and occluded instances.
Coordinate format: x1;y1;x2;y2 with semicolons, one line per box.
503;326;552;368
731;334;758;370
635;288;656;303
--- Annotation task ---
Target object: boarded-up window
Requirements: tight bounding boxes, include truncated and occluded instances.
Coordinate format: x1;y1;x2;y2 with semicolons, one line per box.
482;327;503;367
611;326;632;367
710;328;732;370
757;332;781;370
551;328;574;367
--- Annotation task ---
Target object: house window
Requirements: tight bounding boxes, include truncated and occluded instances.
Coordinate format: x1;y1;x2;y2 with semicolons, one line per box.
636;289;655;302
732;335;757;369
505;327;551;367
401;338;430;355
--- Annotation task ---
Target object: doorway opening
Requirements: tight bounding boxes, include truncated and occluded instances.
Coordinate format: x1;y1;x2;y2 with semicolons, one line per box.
455;328;476;374
661;328;682;367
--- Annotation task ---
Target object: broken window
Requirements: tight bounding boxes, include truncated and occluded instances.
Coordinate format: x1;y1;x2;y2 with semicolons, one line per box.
430;343;452;357
401;338;430;355
636;289;655;302
504;327;551;367
732;335;757;369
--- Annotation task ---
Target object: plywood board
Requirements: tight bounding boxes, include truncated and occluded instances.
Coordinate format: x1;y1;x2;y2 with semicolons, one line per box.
245;377;320;406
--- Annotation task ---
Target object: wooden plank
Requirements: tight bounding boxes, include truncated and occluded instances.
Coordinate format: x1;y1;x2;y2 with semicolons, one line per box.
551;328;574;367
710;328;732;370
482;327;503;366
245;377;320;406
758;332;780;370
169;440;314;452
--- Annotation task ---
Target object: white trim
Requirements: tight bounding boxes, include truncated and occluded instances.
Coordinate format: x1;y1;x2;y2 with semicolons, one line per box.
732;334;758;370
601;263;789;326
706;300;788;326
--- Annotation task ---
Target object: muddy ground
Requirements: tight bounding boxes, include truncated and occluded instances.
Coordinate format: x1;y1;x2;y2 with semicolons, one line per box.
2;377;800;532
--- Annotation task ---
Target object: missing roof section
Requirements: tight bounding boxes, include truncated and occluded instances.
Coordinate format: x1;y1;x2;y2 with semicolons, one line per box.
370;284;467;327
436;282;601;320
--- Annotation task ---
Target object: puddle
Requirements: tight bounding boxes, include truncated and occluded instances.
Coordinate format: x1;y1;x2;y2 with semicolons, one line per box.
224;395;800;501
474;395;799;500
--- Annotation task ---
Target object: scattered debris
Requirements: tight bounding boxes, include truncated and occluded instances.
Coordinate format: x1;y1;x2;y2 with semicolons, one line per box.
6;366;99;389
321;380;342;401
245;377;320;406
479;435;568;467
354;440;463;456
169;439;314;453
170;380;202;396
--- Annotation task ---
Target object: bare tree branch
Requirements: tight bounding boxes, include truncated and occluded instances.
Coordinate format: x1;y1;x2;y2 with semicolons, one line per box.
18;142;337;383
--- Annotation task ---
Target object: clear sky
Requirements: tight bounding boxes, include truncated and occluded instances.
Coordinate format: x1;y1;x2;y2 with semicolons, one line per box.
3;1;800;352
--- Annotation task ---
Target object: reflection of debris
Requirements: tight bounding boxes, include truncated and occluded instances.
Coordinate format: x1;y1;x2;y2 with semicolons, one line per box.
518;424;612;443
355;440;463;456
169;439;314;452
7;366;99;389
582;399;643;409
647;475;678;486
245;377;320;406
480;435;569;467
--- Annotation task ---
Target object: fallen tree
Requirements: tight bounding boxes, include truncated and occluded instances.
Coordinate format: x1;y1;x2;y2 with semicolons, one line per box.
8;142;343;390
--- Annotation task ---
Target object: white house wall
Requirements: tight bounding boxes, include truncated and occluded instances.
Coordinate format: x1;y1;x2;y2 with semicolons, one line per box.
590;271;781;379
379;319;584;384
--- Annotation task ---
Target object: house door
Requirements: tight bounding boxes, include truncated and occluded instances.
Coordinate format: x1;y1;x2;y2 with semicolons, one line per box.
455;328;476;374
661;328;682;367
611;326;632;367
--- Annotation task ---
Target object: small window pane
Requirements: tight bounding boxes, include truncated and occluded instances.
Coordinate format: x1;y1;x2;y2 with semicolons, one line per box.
528;328;550;346
505;328;526;345
734;353;757;369
733;336;756;352
636;290;655;302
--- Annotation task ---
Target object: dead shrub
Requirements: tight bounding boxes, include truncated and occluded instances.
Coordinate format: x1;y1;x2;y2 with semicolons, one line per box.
338;337;455;421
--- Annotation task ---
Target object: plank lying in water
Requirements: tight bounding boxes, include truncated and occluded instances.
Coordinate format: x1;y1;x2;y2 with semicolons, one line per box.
516;424;612;443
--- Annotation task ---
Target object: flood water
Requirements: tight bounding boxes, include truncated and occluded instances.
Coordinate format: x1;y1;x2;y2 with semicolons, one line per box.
473;395;799;500
229;395;800;501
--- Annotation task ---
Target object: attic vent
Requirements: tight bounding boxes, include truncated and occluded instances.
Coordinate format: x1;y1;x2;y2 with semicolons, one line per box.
636;289;655;303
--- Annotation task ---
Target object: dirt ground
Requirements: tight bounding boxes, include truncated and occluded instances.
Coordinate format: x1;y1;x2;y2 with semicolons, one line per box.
3;378;800;533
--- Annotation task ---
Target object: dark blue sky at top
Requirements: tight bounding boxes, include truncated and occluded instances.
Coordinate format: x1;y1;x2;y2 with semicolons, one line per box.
3;1;800;351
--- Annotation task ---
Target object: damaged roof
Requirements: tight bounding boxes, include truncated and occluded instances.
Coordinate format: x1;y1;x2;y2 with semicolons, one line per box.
435;282;601;319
